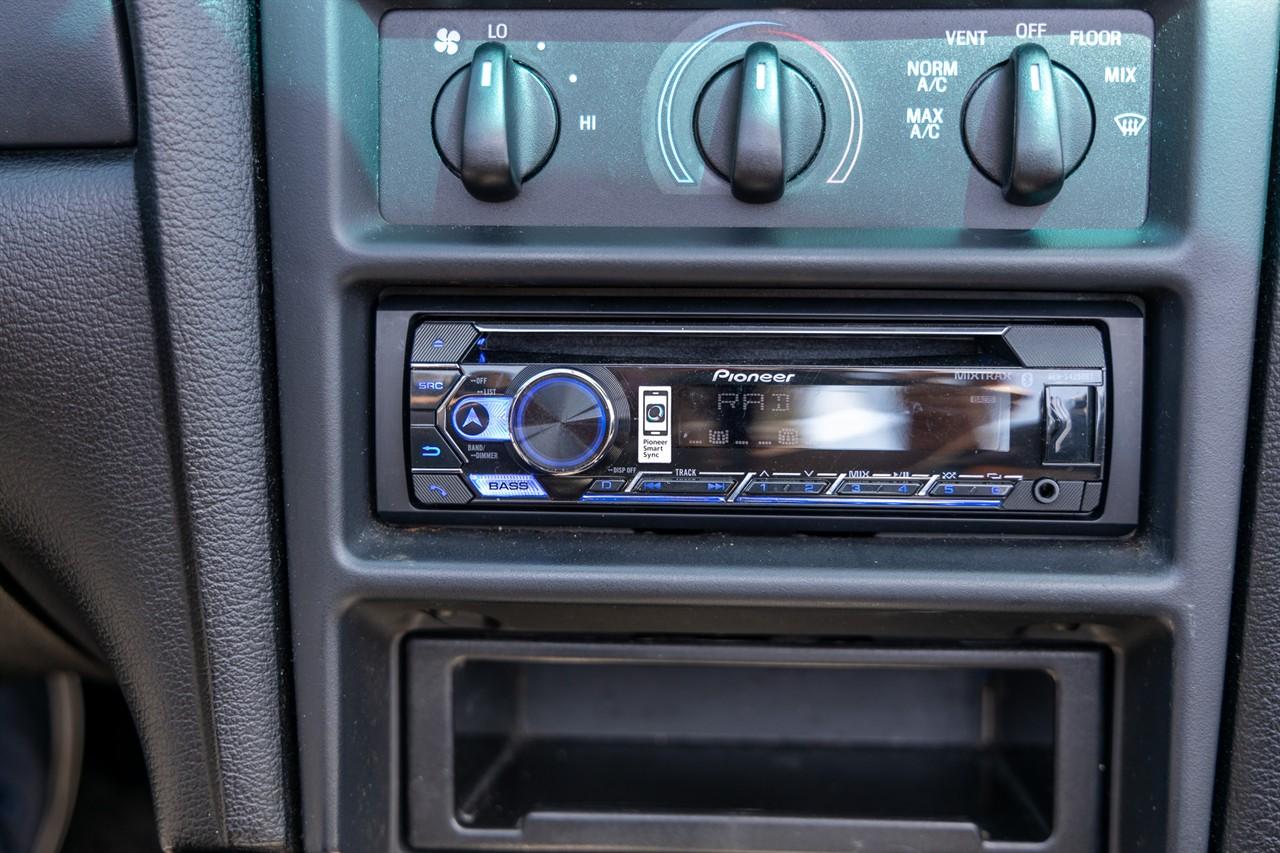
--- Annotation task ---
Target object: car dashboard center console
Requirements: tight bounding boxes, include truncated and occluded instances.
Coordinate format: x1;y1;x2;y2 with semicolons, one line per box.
260;0;1280;851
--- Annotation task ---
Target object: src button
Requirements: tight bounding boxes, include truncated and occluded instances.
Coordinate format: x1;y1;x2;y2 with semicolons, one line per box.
409;369;460;410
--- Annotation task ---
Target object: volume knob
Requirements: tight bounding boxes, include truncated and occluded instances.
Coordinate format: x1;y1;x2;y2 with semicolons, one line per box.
509;370;616;475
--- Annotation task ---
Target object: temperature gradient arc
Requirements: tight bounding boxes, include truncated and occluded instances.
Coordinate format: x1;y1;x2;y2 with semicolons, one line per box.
656;22;863;186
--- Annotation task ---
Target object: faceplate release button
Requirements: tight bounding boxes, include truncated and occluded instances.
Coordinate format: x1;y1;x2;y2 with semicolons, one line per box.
1043;386;1096;464
410;323;478;364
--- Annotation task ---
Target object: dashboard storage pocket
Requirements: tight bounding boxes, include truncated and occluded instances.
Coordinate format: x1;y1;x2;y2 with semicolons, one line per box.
404;640;1105;852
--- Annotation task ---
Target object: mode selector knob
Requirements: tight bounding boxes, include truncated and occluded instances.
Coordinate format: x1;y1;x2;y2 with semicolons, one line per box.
432;42;560;202
694;43;825;203
509;370;618;475
961;43;1095;206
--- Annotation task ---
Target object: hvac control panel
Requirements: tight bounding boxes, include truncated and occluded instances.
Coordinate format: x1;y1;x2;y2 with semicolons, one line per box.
380;8;1153;228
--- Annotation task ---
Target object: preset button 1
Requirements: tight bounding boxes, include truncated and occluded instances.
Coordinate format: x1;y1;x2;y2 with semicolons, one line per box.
744;479;832;495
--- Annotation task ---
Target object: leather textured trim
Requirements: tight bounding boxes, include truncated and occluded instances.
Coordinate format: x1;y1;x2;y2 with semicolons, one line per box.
127;0;293;846
0;153;232;848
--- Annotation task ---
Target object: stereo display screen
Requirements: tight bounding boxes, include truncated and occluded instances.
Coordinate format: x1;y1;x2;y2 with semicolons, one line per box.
676;383;1013;453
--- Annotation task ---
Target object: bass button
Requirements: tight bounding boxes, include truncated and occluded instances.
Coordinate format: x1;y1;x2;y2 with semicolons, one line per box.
467;473;549;499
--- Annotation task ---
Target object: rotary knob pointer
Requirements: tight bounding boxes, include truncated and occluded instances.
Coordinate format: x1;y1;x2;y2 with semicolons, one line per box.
693;42;826;204
431;42;560;202
961;43;1095;206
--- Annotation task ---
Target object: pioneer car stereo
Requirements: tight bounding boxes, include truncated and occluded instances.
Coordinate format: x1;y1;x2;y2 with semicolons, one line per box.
374;302;1141;533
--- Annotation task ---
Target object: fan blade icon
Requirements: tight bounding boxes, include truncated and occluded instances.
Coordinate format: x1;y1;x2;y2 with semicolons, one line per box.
434;28;461;55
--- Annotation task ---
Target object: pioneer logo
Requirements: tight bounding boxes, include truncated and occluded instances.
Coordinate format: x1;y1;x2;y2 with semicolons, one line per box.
711;369;796;383
954;369;1013;382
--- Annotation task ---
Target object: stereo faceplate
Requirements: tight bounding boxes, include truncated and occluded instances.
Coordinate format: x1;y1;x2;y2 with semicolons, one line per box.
376;303;1142;533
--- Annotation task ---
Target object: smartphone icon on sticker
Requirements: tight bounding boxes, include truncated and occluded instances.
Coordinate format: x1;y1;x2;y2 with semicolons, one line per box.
642;389;669;436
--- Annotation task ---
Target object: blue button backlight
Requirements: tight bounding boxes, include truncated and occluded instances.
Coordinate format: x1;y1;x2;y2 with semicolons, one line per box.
468;473;548;499
450;396;512;442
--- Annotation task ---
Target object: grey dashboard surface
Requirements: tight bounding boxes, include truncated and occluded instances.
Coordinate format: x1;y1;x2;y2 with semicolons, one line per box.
261;1;1279;851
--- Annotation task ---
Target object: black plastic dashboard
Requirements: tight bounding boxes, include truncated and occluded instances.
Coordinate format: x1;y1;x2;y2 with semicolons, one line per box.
259;0;1280;850
0;0;1278;851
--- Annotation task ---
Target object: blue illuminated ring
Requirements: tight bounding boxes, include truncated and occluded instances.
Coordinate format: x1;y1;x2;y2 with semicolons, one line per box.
509;369;615;474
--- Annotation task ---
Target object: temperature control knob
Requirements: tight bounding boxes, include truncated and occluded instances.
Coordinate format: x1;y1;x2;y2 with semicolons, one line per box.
961;43;1094;206
694;42;825;203
432;42;560;202
509;370;617;475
